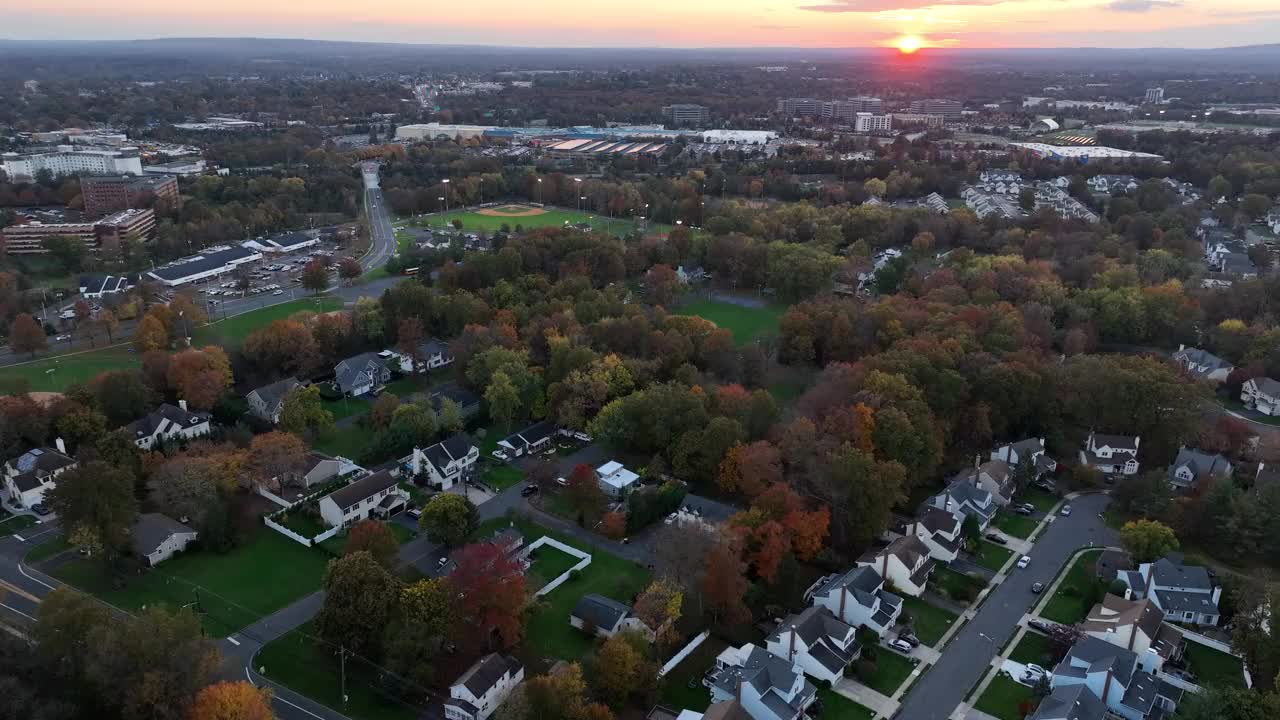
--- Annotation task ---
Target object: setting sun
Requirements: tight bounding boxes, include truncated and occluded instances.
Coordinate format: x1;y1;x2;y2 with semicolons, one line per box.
895;35;923;54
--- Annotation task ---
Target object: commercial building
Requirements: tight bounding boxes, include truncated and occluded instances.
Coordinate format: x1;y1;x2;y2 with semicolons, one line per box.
2;145;143;181
776;98;823;117
171;117;263;131
661;104;710;126
1144;87;1165;104
821;97;884;122
700;129;778;145
908;99;963;120
891;113;946;129
854;113;893;134
80;174;178;217
147;244;261;286
395;123;494;141
143;157;207;176
543;138;667;162
1010;143;1163;161
1;208;155;255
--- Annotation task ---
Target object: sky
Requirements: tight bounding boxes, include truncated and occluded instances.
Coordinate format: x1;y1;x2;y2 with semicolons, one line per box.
7;0;1280;49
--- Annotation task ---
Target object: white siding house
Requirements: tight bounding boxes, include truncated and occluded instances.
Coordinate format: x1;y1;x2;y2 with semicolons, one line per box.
317;470;408;528
443;654;524;720
1241;377;1280;416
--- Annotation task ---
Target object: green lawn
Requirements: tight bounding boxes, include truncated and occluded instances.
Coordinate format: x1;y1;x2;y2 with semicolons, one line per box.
0;514;37;538
974;674;1038;720
975;541;1016;572
1220;397;1280;426
317;521;416;556
993;512;1039;539
933;566;985;605
0;346;140;394
313;424;379;461
1184;642;1246;689
276;511;328;540
1040;550;1105;625
194;296;345;347
51;528;330;637
659;636;726;712
256;621;420;720
677;299;786;345
527;544;584;590
1008;632;1053;666
861;649;918;696
321;392;372;421
483;464;524;491
901;596;959;647
412;206;648;238
816;688;876;720
25;535;70;563
1017;489;1060;514
382;374;432;398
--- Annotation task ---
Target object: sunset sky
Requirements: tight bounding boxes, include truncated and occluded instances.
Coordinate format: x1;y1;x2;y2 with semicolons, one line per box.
8;0;1280;49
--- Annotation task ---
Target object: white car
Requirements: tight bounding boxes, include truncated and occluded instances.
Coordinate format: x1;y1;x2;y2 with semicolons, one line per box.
887;639;914;654
273;290;284;296
492;449;509;461
1017;555;1031;569
556;477;568;487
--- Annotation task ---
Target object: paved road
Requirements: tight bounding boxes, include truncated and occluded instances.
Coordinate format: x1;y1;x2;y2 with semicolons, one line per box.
360;164;397;272
894;493;1118;720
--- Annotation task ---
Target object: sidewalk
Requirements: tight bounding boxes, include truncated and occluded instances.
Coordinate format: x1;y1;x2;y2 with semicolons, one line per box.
833;677;899;718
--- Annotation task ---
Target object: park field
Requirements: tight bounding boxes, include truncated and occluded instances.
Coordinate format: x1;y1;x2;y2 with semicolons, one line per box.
0;346;140;393
405;205;670;238
194;296;344;347
678;299;786;345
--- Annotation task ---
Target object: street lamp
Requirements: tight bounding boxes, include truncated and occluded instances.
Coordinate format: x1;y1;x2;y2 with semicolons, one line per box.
574;177;582;211
441;178;450;213
579;195;586;213
536;177;543;205
478;177;483;205
438;196;445;213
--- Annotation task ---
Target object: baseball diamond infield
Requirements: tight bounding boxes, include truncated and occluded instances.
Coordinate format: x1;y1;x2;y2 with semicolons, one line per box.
475;204;549;217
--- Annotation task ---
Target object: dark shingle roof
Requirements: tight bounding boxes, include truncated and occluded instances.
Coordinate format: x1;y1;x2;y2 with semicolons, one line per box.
572;593;631;631
1028;684;1106;720
124;403;209;440
323;470;397;511
453;653;521;698
249;377;301;409
501;420;557;449
8;447;75;475
130;513;195;557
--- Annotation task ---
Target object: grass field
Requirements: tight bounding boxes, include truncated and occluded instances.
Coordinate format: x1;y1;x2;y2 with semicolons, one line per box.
312;424;379;462
659;635;726;712
1008;632;1053;666
816;688;876;720
974;674;1037;720
1017;489;1061;513
527;544;583;590
861;649;918;696
678;299;786;345
408;206;660;238
1184;641;1246;688
901;596;959;647
0;514;37;538
0;346;140;394
194;296;344;347
482;464;525;491
993;512;1039;539
975;540;1015;572
933;566;986;605
50;528;331;637
321;392;372;421
1040;549;1105;624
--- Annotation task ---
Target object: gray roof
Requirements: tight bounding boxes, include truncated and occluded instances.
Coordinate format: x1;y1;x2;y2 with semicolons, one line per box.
130;513;195;557
1056;635;1137;687
1221;253;1257;275
335;353;388;393
1090;433;1139;452
430;383;480;412
813;566;885;609
1249;377;1280;398
712;646;814;720
768;607;857;674
420;338;451;358
1028;684;1107;720
8;447;75;475
124;403;210;440
1172;347;1232;375
501;420;557;449
323;470;397;511
572;593;631;632
150;244;257;282
918;506;961;535
421;433;475;476
1149;555;1213;591
1168;447;1231;486
452;653;521;698
249;377;301;410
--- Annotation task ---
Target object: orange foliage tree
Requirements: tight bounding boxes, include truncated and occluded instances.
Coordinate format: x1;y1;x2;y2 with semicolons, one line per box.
189;680;272;720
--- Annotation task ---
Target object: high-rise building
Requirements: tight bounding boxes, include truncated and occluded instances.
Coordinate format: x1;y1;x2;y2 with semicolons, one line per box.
1144;87;1164;104
0;208;155;255
854;113;894;134
822;97;885;123
80;175;178;217
892;113;947;129
1;145;143;181
661;104;711;126
777;98;823;117
908;99;963;120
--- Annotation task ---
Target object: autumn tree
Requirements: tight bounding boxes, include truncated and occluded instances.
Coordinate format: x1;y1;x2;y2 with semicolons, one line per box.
565;463;607;525
278;385;334;436
148;456;226;527
396;317;426;374
633;578;683;648
338;256;363;283
189;681;273;720
383;578;455;693
301;259;330;294
98;308;119;342
703;537;751;626
419;493;478;547
653;522;715;614
448;542;527;653
1120;519;1179;563
718;441;782;498
599;511;627;540
167;346;233;410
316;551;401;657
10;313;47;358
590;631;652;706
47;460;138;557
484;369;521;431
242;319;318;376
246;431;307;492
439;397;465;434
525;663;615;720
645;264;681;307
133;314;169;352
345;519;399;569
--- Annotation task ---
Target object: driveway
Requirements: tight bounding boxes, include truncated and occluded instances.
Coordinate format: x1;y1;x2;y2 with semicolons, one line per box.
893;493;1117;720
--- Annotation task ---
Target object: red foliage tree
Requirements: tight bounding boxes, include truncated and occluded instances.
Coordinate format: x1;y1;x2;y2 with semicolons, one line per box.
344;519;399;569
448;542;527;653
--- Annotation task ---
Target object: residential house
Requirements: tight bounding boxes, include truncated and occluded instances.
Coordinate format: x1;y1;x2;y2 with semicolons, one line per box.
991;437;1057;478
246;377;302;423
1027;684;1108;720
856;535;935;597
489;527;524;555
123;401;212;450
905;506;963;563
317;470;408;528
676;265;709;283
430;383;482;420
1082;595;1185;672
413;433;479;490
1079;433;1140;476
285;452;352;488
130;513;198;566
3;442;76;509
444;653;524;720
707;644;817;720
666;700;752;720
1088;175;1139;194
1171;346;1234;384
384;338;454;374
805;566;903;637
954;459;1016;506
1268;206;1280;235
764;607;859;684
597;460;640;497
1117;554;1222;626
1049;635;1182;720
922;476;998;530
570;594;651;639
496;420;557;457
1167;447;1232;491
333;352;391;397
1241;377;1280;416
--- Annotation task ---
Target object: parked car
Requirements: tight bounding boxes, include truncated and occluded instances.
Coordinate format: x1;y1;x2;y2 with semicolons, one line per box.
887;638;914;654
492;449;509;461
1017;555;1031;569
436;557;449;569
1166;668;1197;683
31;504;51;516
556;477;568;487
897;632;920;647
1031;582;1045;594
984;532;1007;545
272;289;284;296
407;508;422;519
1025;664;1047;677
1059;504;1072;516
520;484;539;497
55;334;70;341
1016;502;1036;514
1028;618;1055;633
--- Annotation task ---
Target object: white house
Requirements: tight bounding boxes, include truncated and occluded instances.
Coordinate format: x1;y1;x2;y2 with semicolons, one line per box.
570;594;651;639
1117;554;1222;626
286;452;354;488
130;513;198;566
856;535;935;597
1167;447;1232;491
1081;595;1185;673
246;377;302;423
707;644;817;720
334;352;391;397
123;401;212;450
596;460;640;497
1241;377;1280;416
991;437;1057;479
382;338;454;374
496;420;557;457
906;506;963;563
764;607;859;684
1088;174;1139;194
3;443;76;509
923;476;998;530
805;566;903;637
1171;346;1234;384
1027;684;1109;720
1079;432;1140;476
317;470;408;528
954;459;1016;506
413;433;479;490
1049;635;1181;720
444;653;524;720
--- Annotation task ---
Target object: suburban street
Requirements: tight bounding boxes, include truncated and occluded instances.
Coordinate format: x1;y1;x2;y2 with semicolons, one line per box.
360;163;398;271
894;492;1118;720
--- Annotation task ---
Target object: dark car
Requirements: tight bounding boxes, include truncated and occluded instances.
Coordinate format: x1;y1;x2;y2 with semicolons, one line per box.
1031;582;1045;594
897;632;920;647
1014;504;1035;516
984;533;1007;545
31;504;51;516
520;484;539;497
1028;618;1055;633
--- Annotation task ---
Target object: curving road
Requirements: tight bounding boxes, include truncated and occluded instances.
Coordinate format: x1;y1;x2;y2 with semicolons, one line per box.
360;163;397;271
893;493;1118;720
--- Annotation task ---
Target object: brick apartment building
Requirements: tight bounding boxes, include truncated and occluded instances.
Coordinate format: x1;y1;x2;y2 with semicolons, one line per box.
80;174;178;217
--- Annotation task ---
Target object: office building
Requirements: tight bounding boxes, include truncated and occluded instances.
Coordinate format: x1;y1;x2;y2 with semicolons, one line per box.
2;145;143;181
1;208;155;255
143;157;207;176
891;113;947;129
700;129;778;145
854;113;894;134
908;99;963;120
821;97;884;122
777;98;823;117
1145;87;1164;104
80;175;178;217
661;104;710;126
395;123;494;141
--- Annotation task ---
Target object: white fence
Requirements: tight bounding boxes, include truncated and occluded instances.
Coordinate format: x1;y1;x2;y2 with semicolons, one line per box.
256;485;293;510
1175;625;1252;688
523;536;592;597
263;514;342;548
659;631;710;678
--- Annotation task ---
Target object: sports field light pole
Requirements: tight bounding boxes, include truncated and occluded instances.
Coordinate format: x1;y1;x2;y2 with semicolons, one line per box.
438;196;445;213
441;179;450;213
574;177;582;211
536;177;543;205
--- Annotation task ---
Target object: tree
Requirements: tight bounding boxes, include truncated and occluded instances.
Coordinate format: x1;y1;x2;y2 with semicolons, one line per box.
148;457;224;526
1120;519;1179;563
383;578;455;693
189;681;273;720
133;314;169;353
484;370;521;431
718;441;782;498
10;313;47;358
338;257;363;283
278;385;334;436
97;308;119;343
301;259;330;294
653;523;715;614
396;317;426;374
54;405;107;452
448;542;527;653
47;461;138;556
633;578;683;648
246;431;307;492
419;493;478;547
352;297;385;342
703;537;751;626
525;663;614;720
565;463;606;524
645;264;681;307
1174;686;1280;720
316;551;401;657
590;632;646;704
438;397;465;434
242;320;318;376
345;519;399;569
599;511;626;539
167;346;233;410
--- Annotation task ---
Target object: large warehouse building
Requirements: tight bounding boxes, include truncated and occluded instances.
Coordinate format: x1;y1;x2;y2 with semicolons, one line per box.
147;244;262;286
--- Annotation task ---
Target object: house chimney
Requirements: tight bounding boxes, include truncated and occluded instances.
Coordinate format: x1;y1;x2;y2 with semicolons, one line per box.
1101;669;1114;704
55;437;66;454
838;580;847;620
1178;344;1185;352
736;679;743;703
881;551;888;578
788;624;797;662
179;399;188;411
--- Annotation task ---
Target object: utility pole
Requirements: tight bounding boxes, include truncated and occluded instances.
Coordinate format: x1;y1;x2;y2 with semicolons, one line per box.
340;646;349;706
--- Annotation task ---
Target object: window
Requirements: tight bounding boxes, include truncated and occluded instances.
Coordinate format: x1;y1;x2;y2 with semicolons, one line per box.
1184;611;1194;620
